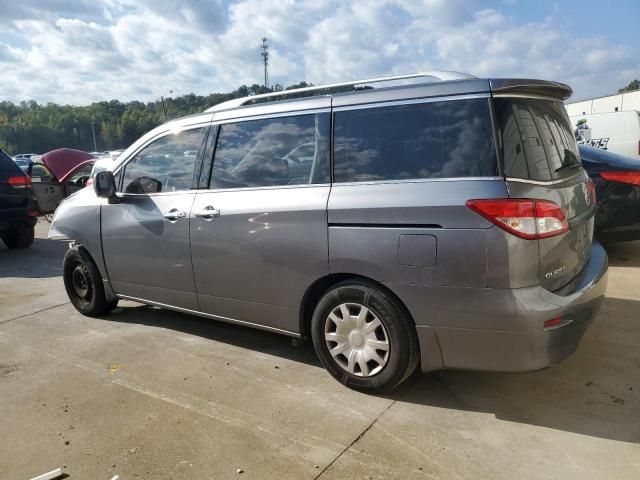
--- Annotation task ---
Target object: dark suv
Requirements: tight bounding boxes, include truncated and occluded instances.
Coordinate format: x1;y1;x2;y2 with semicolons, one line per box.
0;148;37;249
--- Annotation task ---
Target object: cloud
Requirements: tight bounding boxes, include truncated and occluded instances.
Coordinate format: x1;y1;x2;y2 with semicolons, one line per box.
0;0;637;105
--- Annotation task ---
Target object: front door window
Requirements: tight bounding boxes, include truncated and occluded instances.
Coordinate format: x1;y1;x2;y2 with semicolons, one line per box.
121;127;207;194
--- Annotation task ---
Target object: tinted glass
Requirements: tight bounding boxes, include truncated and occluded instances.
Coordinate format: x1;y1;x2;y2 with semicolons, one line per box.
333;99;497;183
121;127;206;194
495;99;580;181
211;113;329;189
0;149;23;176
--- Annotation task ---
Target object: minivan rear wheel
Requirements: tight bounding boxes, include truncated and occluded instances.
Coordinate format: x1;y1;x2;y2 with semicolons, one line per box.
311;280;420;392
63;247;118;316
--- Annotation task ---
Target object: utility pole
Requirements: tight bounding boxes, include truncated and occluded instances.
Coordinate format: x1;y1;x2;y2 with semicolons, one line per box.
261;37;269;91
161;96;167;120
160;90;173;121
90;121;98;151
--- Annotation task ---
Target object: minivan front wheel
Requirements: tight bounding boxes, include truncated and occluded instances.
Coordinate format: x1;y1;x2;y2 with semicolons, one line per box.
311;280;420;392
63;247;118;316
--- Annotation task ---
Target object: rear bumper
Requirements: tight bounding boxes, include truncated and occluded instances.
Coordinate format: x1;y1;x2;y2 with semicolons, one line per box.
387;242;609;372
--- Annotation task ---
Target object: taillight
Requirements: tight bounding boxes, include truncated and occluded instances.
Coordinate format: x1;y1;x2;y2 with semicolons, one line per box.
466;199;570;240
599;171;640;186
7;175;31;189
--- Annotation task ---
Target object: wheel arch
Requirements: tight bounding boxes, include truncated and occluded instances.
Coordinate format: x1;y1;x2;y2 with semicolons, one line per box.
299;273;417;338
69;243;118;303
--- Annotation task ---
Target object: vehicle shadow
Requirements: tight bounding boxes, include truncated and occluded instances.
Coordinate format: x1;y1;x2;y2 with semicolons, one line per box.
0;235;67;278
604;240;640;267
107;295;639;444
107;304;323;368
396;295;640;444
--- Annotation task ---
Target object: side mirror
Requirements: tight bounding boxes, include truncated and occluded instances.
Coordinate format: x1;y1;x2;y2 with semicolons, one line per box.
94;171;119;203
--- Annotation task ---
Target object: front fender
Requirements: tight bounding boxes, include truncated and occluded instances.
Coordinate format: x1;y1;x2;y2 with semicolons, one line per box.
49;188;117;302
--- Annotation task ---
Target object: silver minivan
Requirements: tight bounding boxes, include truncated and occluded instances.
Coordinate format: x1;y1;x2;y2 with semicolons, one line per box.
50;71;608;392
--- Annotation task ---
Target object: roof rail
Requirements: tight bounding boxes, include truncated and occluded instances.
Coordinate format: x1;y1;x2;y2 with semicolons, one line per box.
205;70;476;113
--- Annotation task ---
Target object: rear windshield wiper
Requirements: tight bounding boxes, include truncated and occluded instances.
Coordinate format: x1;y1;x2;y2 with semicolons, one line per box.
554;163;582;173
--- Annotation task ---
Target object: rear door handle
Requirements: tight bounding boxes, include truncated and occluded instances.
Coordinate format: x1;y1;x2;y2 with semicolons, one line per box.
194;205;220;220
163;208;187;221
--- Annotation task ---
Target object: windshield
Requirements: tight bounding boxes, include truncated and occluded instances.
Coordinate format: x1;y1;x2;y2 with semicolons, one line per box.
494;98;581;181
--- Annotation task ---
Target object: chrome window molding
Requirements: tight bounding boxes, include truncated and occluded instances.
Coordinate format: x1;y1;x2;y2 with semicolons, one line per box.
505;171;585;186
117;183;332;197
116;190;197;198
195;183;331;194
331;177;504;187
332;93;490;112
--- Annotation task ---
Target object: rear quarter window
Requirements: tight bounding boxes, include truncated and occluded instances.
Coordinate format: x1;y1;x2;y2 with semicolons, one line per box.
333;98;498;182
494;98;581;181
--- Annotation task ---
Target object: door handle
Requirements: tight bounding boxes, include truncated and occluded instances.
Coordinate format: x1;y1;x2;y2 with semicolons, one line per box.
163;208;187;221
194;205;220;220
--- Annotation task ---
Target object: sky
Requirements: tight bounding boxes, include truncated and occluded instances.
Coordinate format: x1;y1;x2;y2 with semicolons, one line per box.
0;0;638;105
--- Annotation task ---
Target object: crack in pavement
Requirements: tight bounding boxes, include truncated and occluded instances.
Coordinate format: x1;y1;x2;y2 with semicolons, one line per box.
0;302;69;326
314;398;397;479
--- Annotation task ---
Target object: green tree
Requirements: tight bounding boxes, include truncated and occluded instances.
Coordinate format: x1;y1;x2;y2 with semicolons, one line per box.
0;81;313;155
618;79;640;93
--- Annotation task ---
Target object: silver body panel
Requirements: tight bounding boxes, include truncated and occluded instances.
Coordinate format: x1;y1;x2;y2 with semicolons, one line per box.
102;192;198;310
190;185;330;333
49;75;608;374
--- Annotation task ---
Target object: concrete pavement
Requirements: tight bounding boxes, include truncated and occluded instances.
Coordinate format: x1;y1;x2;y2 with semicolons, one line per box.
0;221;638;479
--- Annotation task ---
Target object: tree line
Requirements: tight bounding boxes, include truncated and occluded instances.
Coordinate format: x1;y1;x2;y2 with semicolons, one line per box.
0;82;311;155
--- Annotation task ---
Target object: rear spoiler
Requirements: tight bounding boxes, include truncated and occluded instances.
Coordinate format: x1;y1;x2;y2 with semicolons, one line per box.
489;79;573;101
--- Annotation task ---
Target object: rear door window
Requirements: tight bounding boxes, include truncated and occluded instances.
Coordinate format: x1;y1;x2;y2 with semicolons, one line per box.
333;98;497;182
211;113;330;189
494;98;581;181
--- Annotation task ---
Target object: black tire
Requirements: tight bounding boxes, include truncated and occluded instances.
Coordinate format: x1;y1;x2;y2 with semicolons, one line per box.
2;226;35;249
311;280;420;393
63;247;118;316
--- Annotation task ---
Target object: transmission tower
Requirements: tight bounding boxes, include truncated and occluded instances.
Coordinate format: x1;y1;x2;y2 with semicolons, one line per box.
261;37;269;90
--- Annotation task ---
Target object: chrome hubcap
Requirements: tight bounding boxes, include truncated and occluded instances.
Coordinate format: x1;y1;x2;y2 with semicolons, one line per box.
324;303;390;377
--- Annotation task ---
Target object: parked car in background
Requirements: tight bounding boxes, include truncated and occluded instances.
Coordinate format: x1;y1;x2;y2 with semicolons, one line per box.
13;157;32;172
570;111;640;159
13;153;37;162
579;144;640;242
0;148;37;249
50;72;608;392
30;149;95;218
